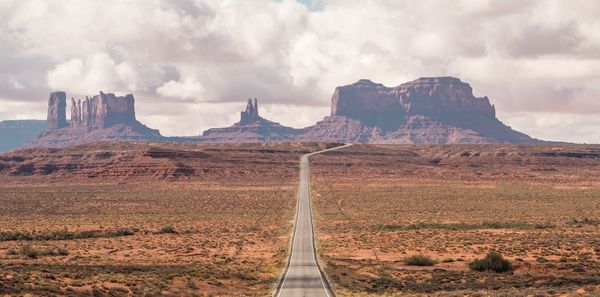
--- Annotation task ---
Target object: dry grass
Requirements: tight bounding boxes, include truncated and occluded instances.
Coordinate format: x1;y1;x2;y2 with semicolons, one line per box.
0;142;333;296
311;144;600;296
0;181;297;296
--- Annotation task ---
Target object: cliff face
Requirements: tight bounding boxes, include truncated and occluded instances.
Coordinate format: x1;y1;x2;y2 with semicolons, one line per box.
330;79;404;130
330;77;496;129
70;92;137;129
47;92;67;130
303;77;541;144
396;77;495;117
29;91;164;148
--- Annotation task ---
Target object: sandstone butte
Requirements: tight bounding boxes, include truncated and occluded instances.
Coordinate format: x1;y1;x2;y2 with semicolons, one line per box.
25;76;544;148
27;91;163;148
298;77;540;144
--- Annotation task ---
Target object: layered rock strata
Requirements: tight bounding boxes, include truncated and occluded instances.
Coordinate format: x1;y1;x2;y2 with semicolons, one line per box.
300;77;540;144
29;92;163;148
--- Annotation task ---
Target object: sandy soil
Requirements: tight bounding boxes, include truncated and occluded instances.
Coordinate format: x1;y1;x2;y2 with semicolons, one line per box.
311;144;600;297
0;142;334;296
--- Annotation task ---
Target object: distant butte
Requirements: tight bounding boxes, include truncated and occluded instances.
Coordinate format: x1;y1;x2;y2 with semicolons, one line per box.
199;98;301;142
27;91;164;148
299;77;541;144
19;76;546;149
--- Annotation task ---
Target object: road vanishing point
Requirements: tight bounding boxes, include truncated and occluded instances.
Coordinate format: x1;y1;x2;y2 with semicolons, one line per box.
275;144;351;297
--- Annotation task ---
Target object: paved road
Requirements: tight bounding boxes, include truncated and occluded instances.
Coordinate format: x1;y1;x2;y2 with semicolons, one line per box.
275;144;351;297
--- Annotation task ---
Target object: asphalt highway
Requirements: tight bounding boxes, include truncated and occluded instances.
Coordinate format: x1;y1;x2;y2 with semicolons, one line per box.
275;144;351;297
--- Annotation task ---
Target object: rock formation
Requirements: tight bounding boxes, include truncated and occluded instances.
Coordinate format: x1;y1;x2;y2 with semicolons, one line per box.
240;98;260;124
301;77;542;144
16;76;545;148
397;77;495;117
328;77;496;130
28;91;165;148
47;92;67;130
200;98;301;142
70;98;81;127
71;92;137;129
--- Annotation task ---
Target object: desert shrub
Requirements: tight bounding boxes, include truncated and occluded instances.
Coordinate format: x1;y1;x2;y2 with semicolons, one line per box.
42;230;76;240
157;226;178;234
373;222;554;232
57;247;69;256
469;252;512;272
20;244;39;258
17;245;69;258
404;255;436;266
0;231;34;241
109;229;136;237
569;218;600;227
41;248;59;256
0;229;135;242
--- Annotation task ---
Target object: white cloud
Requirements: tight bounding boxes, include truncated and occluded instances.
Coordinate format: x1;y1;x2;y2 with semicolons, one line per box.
47;52;140;95
260;103;329;129
156;78;205;101
7;78;23;89
503;112;600;144
0;0;600;141
0;98;44;120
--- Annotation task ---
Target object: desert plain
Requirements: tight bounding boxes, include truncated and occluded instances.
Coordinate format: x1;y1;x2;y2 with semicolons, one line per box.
311;144;600;296
0;142;333;296
0;142;599;296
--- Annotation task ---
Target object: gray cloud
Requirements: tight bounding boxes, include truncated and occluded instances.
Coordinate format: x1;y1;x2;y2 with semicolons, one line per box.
0;0;599;142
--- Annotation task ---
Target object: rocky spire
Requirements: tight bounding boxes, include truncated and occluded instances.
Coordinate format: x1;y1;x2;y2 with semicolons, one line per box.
70;98;82;127
240;98;260;124
254;98;258;117
47;91;67;130
247;98;255;115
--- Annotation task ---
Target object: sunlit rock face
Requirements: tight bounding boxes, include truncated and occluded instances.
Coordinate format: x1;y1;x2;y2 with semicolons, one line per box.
22;77;544;147
29;92;163;148
69;92;137;129
303;77;540;144
47;91;67;130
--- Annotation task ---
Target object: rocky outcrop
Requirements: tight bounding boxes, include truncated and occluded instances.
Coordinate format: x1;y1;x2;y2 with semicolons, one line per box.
396;77;495;117
302;77;542;144
329;77;496;130
70;98;81;127
200;99;301;142
29;92;165;148
47;92;67;130
15;77;545;148
79;92;137;129
240;98;260;124
68;92;137;129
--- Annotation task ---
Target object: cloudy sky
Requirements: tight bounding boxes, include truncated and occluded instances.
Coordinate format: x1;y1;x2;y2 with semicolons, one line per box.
1;0;599;142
